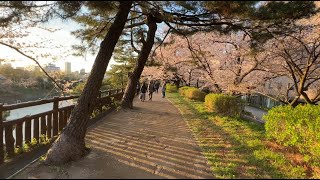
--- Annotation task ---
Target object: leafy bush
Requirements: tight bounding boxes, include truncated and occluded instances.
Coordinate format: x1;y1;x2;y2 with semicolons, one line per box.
166;84;178;93
184;87;206;102
179;86;191;96
263;104;320;163
204;93;244;116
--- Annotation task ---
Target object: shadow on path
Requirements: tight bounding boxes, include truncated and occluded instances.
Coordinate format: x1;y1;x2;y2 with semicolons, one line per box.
13;93;214;179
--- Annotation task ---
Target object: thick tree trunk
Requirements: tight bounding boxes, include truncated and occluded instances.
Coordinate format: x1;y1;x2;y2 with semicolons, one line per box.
44;1;132;165
121;15;157;109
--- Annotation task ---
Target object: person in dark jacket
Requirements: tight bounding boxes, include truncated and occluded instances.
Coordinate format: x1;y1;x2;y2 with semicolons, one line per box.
148;80;154;101
140;82;147;102
154;80;160;93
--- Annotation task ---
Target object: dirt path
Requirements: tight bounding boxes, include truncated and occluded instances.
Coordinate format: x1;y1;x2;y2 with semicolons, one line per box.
13;92;214;179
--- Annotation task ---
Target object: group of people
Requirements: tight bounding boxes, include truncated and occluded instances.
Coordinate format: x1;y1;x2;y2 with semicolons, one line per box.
136;79;167;102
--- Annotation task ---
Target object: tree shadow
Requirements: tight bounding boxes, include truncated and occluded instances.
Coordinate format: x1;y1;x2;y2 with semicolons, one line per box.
168;94;287;179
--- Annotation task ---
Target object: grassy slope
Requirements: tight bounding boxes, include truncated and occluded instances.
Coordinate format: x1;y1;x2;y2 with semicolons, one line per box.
167;92;317;179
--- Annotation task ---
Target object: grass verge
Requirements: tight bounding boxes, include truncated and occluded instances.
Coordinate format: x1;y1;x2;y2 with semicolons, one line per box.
167;92;319;179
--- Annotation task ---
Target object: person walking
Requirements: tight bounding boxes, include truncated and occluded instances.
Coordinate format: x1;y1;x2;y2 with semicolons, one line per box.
161;81;167;98
140;82;147;102
148;80;154;101
154;80;160;93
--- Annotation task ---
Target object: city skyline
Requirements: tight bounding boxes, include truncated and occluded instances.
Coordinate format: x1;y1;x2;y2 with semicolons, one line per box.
0;15;117;73
1;61;90;74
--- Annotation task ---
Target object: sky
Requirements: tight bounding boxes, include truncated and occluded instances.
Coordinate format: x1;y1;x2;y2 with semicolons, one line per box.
0;2;168;74
0;14;117;73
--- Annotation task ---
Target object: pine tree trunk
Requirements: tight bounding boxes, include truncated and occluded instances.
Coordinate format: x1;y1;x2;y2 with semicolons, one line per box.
44;1;132;165
121;16;157;109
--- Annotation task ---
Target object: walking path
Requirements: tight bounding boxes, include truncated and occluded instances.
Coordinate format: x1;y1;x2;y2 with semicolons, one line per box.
244;106;268;123
12;92;214;179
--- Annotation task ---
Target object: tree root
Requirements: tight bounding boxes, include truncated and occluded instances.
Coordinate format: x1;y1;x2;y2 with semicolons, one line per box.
44;133;86;165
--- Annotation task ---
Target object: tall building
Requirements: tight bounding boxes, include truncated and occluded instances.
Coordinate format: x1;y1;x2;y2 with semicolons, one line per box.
65;62;71;74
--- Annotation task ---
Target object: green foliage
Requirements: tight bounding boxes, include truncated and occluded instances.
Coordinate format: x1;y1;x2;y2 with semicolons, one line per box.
166;92;309;178
30;138;38;146
71;82;85;95
40;134;50;144
203;1;257;19
203;1;318;21
166;84;178;93
254;1;318;21
205;93;244;116
184;87;206;102
57;1;84;19
178;86;191;96
90;108;100;119
263;104;320;164
0;1;39;27
14;147;24;154
23;143;30;152
39;154;47;162
105;48;135;89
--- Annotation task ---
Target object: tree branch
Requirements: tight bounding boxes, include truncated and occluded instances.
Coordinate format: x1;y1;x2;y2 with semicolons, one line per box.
124;21;145;28
150;27;171;63
0;41;65;94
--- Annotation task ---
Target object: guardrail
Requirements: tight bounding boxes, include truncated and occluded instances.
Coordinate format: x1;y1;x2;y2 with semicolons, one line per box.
0;88;124;164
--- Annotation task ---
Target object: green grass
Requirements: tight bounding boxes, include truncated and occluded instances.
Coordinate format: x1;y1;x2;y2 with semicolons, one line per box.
166;92;315;179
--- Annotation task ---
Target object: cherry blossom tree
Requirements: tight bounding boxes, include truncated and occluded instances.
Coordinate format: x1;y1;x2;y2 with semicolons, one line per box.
150;31;271;95
256;17;320;105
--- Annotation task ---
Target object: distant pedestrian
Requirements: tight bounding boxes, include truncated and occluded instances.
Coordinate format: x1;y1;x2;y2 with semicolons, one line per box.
148;80;154;101
161;81;167;98
140;82;147;102
154;80;160;93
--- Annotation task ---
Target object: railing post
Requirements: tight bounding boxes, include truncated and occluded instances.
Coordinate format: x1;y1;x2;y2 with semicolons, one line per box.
5;124;14;158
0;103;4;164
52;96;59;136
40;115;46;142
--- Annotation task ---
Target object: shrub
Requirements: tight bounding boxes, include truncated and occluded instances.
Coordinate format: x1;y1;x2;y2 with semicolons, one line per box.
263;104;320;163
204;93;244;116
179;86;191;96
184;87;206;101
166;84;178;93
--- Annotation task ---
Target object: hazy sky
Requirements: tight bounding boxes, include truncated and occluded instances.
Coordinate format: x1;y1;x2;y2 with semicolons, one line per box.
0;15;117;73
0;2;169;74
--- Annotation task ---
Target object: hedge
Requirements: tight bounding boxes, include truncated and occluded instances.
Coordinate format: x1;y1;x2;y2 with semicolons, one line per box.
263;104;320;163
204;93;244;116
184;87;206;102
179;86;192;96
166;84;178;93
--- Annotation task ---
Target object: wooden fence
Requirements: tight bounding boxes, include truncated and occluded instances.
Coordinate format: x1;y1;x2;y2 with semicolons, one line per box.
0;88;124;164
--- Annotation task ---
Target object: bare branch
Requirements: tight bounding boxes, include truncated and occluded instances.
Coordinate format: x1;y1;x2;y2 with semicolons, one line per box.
150;27;171;62
125;21;145;29
0;41;65;94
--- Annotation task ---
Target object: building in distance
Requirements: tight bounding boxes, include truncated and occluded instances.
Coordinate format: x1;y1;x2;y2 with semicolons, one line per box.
65;62;71;74
45;63;60;72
